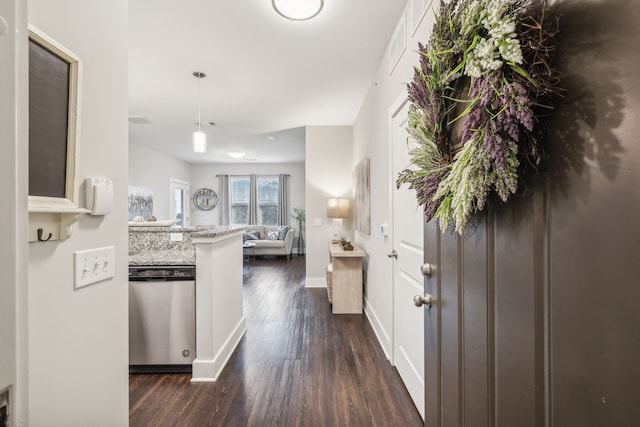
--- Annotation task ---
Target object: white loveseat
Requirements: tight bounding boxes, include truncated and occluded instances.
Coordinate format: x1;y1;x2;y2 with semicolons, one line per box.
243;225;294;258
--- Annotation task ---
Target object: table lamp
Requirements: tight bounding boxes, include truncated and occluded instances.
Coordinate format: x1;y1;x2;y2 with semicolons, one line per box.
327;198;350;243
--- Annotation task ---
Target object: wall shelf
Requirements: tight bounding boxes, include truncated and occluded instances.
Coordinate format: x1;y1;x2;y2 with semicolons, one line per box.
28;197;91;242
28;210;90;242
29;207;91;214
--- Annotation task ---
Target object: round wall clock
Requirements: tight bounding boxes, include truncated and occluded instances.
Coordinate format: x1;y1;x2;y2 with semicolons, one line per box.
193;188;218;211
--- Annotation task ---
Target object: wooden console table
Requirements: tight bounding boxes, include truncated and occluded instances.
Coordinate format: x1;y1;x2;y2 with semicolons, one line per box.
329;243;366;314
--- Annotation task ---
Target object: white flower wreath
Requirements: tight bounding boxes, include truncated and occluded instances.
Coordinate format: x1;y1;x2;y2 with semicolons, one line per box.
396;0;563;235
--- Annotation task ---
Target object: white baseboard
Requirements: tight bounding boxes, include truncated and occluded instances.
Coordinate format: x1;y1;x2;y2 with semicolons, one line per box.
191;317;247;383
305;277;326;288
364;297;392;360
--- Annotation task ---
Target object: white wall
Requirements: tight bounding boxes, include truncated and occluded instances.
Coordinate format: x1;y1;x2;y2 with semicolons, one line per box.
27;1;129;426
305;126;353;286
0;0;28;423
352;6;434;355
129;141;192;221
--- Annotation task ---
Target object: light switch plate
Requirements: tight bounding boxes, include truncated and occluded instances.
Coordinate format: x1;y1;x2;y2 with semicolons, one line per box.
169;232;183;242
313;218;322;226
74;246;115;289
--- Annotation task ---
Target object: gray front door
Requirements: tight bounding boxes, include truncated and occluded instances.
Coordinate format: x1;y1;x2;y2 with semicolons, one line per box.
421;1;640;425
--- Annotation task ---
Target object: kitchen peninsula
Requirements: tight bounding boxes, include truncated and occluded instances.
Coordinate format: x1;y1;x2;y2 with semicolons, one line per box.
128;225;246;382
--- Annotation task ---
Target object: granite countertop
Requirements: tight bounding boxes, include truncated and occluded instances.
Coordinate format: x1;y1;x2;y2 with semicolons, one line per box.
128;225;246;265
128;249;196;266
191;225;247;239
128;225;216;233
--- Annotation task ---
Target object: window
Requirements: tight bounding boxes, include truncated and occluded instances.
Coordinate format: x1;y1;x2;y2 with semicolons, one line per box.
231;176;249;225
230;175;280;226
258;176;279;226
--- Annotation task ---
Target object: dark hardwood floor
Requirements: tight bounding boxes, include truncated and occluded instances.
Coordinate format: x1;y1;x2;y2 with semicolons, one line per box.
130;256;423;427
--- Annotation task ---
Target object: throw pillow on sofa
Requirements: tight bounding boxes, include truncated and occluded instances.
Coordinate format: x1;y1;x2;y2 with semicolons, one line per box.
246;226;266;239
267;231;278;241
264;226;278;238
277;225;290;240
244;231;260;240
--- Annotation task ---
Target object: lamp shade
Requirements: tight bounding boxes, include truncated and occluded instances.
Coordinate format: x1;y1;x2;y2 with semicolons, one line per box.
327;198;350;219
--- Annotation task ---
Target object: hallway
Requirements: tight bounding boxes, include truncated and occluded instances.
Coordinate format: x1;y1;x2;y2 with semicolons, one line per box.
129;256;422;426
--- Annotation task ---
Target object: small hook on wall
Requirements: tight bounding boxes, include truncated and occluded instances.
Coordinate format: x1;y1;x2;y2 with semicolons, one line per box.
37;228;52;242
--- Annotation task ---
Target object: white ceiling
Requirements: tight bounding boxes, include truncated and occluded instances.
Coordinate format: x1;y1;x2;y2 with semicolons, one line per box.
128;0;408;164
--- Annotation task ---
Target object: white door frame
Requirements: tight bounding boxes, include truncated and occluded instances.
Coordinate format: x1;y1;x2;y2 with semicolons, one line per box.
388;90;425;419
388;91;407;365
169;178;190;227
1;0;29;422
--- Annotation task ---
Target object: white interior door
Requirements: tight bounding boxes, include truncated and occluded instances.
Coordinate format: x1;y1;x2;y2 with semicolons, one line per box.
170;178;190;227
391;95;425;419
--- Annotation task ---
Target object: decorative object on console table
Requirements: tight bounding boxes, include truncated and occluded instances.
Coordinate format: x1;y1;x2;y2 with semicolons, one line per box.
291;207;305;256
339;237;353;251
328;242;366;314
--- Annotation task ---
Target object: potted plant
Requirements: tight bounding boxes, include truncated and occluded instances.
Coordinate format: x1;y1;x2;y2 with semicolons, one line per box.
291;207;305;256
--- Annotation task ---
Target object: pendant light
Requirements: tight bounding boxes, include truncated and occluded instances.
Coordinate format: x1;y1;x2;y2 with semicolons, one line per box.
272;0;324;21
193;71;207;153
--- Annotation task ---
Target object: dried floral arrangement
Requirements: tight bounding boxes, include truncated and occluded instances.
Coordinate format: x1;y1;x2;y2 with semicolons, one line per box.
396;0;562;234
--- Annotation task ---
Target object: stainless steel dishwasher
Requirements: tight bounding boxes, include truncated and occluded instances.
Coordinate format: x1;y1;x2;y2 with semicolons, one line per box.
129;265;196;373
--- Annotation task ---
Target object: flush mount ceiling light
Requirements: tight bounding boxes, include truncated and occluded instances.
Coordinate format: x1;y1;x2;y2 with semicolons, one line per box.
227;151;246;159
272;0;324;21
193;71;207;153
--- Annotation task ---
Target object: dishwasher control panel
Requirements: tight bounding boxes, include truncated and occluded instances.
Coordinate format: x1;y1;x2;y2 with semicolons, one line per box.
128;265;195;281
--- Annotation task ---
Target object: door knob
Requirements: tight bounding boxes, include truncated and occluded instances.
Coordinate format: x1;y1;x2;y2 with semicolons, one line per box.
414;294;434;308
421;263;433;277
387;250;398;259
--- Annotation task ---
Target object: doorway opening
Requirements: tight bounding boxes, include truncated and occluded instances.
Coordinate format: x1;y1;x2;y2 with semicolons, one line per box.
170;178;190;227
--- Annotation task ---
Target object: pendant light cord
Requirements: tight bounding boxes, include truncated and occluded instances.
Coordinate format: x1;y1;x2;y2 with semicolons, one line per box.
197;74;202;133
193;71;206;132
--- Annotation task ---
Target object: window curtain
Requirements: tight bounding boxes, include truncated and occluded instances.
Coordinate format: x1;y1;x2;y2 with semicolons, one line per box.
218;174;230;225
277;174;290;226
248;174;258;225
